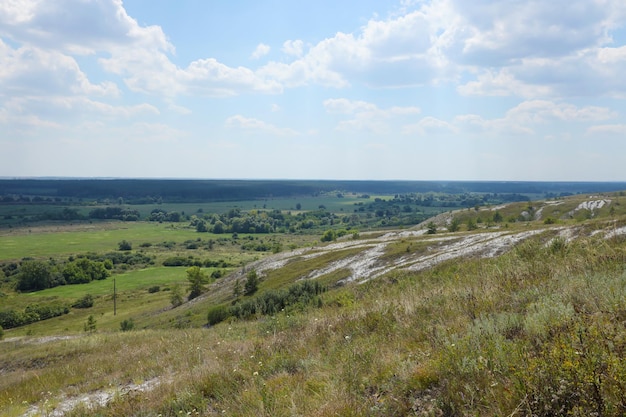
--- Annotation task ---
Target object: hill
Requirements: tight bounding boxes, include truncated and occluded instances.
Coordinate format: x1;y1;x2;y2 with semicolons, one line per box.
2;192;626;416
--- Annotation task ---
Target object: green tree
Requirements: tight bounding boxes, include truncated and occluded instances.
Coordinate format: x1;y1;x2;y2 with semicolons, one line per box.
321;229;337;242
467;218;478;231
84;315;97;333
233;278;242;299
244;270;259;296
17;260;53;291
186;266;209;300
426;221;437;234
493;211;503;223
170;284;183;307
196;220;208;233
212;220;226;234
448;217;460;232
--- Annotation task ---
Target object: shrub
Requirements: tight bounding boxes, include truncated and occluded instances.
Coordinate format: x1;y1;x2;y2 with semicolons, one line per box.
73;294;94;309
0;324;3;340
118;240;132;251
148;285;160;293
163;256;193;267
120;318;135;331
321;229;337;242
207;305;231;326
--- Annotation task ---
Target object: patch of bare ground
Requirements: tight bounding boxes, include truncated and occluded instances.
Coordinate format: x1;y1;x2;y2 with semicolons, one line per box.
22;378;163;417
208;227;553;291
1;335;81;346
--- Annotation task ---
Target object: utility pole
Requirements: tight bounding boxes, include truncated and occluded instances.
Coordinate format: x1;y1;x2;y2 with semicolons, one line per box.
113;277;117;316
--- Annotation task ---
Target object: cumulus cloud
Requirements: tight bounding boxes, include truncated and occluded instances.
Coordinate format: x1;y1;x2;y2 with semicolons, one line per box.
586;124;626;136
402;116;458;135
251;43;270;60
454;100;616;137
225;115;299;137
0;40;119;96
282;39;304;57
324;98;420;134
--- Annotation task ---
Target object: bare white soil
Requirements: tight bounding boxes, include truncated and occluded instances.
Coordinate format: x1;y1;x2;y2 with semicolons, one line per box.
23;378;162;417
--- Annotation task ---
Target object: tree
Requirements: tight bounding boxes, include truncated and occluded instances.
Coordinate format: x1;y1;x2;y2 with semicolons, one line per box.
448;217;460;232
212;220;226;234
296;203;302;210
196;220;208;233
233;279;242;299
321;229;337;242
244;270;259;296
17;260;52;291
170;284;183;307
426;222;437;234
467;218;478;231
84;315;97;333
493;211;503;223
186;266;209;300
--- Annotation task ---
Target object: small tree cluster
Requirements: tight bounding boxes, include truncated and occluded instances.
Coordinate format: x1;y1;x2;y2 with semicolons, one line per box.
244;270;259;296
186;266;209;300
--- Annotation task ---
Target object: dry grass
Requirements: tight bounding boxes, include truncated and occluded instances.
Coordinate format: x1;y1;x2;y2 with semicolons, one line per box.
2;216;626;416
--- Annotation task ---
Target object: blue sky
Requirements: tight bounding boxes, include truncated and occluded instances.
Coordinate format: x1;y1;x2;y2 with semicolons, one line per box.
2;0;626;180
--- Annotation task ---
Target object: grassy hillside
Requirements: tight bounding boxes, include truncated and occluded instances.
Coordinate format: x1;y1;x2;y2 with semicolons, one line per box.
2;193;626;416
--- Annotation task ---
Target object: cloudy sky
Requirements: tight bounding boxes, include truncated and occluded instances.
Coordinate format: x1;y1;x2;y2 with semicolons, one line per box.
2;0;626;180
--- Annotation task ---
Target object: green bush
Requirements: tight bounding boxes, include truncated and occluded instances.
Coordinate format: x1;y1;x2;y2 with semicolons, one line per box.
163;256;194;267
118;240;132;251
148;285;160;293
207;305;231;326
120;318;135;331
73;294;94;309
0;303;70;329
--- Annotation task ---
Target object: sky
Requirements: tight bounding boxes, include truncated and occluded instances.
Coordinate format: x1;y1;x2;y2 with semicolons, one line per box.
2;0;626;181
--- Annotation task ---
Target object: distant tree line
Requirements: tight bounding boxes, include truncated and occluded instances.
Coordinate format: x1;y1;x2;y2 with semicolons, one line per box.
3;179;626;203
88;207;140;221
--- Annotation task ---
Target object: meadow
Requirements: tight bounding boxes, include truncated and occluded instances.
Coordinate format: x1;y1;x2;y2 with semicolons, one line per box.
2;185;626;416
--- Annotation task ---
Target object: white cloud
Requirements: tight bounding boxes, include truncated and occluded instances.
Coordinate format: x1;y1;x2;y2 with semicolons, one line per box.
225;115;299;137
282;39;304;57
454;100;616;137
324;98;420;134
0;39;119;96
403;116;458;135
586;124;626;135
0;0;172;54
251;43;270;60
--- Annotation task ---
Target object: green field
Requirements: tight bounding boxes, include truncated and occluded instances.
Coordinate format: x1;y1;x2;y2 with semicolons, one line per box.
4;185;626;416
1;222;223;260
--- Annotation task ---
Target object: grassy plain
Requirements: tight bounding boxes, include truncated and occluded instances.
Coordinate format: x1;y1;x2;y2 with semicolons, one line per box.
3;191;626;416
2;227;626;416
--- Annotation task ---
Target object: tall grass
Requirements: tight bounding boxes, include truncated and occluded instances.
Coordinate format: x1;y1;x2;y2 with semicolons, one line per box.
2;230;626;416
